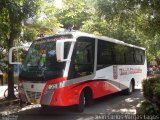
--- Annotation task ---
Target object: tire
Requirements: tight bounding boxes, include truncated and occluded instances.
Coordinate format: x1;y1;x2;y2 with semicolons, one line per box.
85;91;94;107
125;81;134;95
75;91;85;112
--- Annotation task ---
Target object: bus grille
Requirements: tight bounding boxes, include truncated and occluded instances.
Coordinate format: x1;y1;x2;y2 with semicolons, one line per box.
26;91;41;99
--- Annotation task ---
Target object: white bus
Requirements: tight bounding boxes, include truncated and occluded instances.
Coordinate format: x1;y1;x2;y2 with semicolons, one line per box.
9;31;147;112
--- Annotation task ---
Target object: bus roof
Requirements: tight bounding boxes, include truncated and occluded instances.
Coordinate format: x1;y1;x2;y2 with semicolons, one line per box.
56;31;145;50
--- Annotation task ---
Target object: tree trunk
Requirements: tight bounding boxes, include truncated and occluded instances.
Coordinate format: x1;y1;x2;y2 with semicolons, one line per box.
7;37;16;100
7;63;16;99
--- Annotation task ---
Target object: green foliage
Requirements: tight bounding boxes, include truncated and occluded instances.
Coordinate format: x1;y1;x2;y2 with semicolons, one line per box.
81;0;160;63
56;0;94;29
154;83;160;101
23;27;38;42
0;0;41;99
141;77;160;115
82;0;141;44
0;0;40;48
35;0;61;34
0;0;41;73
142;78;157;100
147;53;156;63
21;0;61;40
140;101;159;115
96;0;160;37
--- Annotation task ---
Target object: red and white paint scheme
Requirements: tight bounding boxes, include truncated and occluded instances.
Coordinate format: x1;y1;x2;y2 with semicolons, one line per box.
9;31;147;112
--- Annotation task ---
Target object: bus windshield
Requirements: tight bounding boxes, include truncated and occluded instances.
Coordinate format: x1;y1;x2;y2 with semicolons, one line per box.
20;36;72;81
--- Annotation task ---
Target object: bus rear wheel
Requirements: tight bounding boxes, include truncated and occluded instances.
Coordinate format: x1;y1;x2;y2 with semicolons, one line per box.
125;80;134;95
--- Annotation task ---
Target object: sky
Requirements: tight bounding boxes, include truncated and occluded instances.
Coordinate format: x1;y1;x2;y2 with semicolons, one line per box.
55;0;62;8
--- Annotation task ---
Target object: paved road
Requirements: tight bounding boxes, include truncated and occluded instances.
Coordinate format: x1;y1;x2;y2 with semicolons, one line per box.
0;89;144;120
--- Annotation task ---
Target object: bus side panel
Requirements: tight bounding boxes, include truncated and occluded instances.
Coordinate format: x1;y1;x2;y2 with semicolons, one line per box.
118;64;147;90
49;80;120;106
88;80;120;99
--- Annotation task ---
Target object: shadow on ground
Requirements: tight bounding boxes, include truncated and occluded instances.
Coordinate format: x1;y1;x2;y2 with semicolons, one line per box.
0;90;143;120
17;89;143;115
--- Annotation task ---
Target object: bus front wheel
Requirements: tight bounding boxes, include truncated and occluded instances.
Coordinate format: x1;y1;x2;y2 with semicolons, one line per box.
75;91;85;112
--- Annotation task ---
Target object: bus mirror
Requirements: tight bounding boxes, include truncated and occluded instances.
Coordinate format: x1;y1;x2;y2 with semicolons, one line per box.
9;46;30;64
56;41;66;62
56;40;74;62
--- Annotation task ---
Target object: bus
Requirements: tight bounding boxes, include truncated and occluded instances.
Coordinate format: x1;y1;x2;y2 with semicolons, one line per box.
9;31;147;112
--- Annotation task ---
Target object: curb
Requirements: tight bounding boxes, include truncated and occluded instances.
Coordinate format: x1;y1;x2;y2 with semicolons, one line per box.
0;99;19;108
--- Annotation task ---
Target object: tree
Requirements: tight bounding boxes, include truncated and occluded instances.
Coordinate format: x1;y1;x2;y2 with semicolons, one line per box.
0;0;40;99
82;0;160;64
23;0;61;39
56;0;94;30
82;0;140;43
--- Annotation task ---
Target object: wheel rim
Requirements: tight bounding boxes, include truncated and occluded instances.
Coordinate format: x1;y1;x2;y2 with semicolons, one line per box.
83;96;86;106
129;82;133;93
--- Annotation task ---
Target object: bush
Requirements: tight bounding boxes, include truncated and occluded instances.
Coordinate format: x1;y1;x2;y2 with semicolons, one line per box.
142;77;160;100
140;77;160;115
153;83;160;108
140;101;159;115
154;70;160;75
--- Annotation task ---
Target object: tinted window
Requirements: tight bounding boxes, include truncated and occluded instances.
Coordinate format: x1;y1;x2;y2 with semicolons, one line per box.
135;48;145;65
20;36;72;81
114;45;127;64
125;47;135;65
68;37;95;79
97;40;114;70
97;40;145;69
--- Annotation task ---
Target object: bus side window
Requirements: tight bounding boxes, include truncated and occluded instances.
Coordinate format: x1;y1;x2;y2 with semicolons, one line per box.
114;44;127;65
135;48;145;65
126;47;135;65
68;37;95;79
97;40;114;70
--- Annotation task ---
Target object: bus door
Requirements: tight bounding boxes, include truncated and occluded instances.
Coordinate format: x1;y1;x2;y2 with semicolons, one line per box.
68;37;95;81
